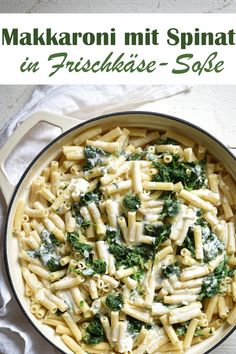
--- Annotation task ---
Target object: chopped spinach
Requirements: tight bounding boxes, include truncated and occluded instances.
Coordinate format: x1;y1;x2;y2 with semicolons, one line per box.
201;226;224;262
199;257;234;299
175;322;203;337
144;223;171;250
80;191;101;206
160;199;180;220
49;234;60;246
71;203;91;229
55;309;63;316
28;229;62;272
175;323;188;337
128;150;147;161
181;228;195;256
108;242;154;269
152;156;206;191
71;202;83;222
84;316;105;344
70;260;106;277
131;269;144;282
83;145;108;171
47;258;61;272
81;220;91;229
156;138;179;145
105;293;124;311
152;162;171;183
182;223;224;262
106;226;121;244
91;259;106;274
123;193;141;212
67;231;93;259
162;264;180;278
127;317;144;336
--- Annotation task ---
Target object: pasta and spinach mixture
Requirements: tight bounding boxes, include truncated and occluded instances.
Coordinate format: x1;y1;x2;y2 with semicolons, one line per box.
14;126;236;354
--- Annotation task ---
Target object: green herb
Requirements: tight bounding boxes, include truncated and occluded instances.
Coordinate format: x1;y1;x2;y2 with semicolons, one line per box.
127;316;151;337
152;157;206;191
194;327;204;336
181;228;195;256
27;250;40;258
67;232;93;259
160;199;180;220
80;300;85;307
106;226;121;244
176;324;188;337
120;150;129;159
195;216;208;227
71;203;84;224
162;264;180;278
201;226;224;262
106;293;124;311
152;162;171;182
144;223;171;250
80;191;101;206
71;204;92;229
55;309;63;316
49;234;60;246
81;220;91;229
175;322;204;337
109;242;154;269
199;258;234;299
128;150;147;161
92;259;106;274
161;191;175;200
83;145;108;171
131;269;144;282
127;317;144;336
182;224;224;262
47;258;62;272
84;316;105;344
123;193;141;212
28;229;62;272
156;138;178;145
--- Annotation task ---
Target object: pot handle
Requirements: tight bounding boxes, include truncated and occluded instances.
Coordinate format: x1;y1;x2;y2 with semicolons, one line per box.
0;111;80;205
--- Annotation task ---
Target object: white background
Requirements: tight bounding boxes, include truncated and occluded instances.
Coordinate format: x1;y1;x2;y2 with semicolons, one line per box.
0;14;236;84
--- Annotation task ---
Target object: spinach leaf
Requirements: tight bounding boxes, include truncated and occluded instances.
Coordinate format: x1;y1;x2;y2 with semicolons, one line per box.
160;199;180;220
152;156;206;191
144;223;171;250
84;316;105;344
199;257;234;299
108;242;154;269
91;259;106;274
83;145;108;171
80;191;101;206
123;193;141;212
67;231;93;259
156;138;179;145
127;150;147;161
28;229;62;272
201;226;224;262
106;293;124;311
162;264;180;278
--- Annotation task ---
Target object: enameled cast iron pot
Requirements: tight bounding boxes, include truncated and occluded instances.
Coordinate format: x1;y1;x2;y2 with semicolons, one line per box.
1;111;236;354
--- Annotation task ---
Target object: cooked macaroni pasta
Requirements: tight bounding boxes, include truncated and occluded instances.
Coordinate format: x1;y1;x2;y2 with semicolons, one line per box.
14;125;236;354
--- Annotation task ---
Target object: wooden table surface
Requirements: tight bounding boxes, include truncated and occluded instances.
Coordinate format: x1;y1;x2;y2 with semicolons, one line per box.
0;1;236;353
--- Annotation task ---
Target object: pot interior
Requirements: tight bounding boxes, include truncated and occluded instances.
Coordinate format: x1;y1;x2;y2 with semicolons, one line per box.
5;112;236;354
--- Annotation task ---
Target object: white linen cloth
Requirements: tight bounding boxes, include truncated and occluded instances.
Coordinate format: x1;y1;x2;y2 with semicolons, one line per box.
0;84;189;354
